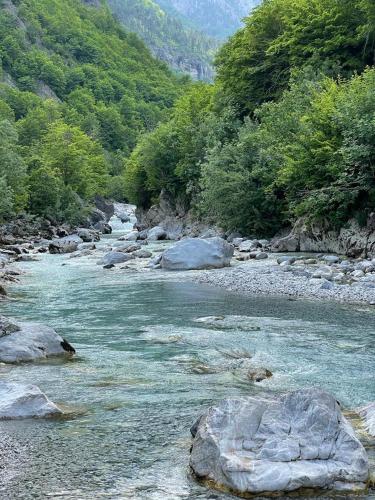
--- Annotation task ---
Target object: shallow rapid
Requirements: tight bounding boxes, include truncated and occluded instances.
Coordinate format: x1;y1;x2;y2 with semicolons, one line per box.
0;217;374;499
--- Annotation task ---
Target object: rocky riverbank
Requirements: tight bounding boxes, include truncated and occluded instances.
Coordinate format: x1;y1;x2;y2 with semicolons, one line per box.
194;252;375;305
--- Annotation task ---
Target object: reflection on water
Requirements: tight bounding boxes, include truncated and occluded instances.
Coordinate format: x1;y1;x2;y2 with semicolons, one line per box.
0;226;374;499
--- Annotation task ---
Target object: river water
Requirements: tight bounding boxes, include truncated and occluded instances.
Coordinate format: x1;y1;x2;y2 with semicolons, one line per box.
0;217;374;499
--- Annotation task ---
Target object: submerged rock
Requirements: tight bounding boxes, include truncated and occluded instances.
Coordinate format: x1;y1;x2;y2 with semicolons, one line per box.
0;316;75;363
247;367;273;382
0;382;62;419
161;237;234;271
190;388;368;496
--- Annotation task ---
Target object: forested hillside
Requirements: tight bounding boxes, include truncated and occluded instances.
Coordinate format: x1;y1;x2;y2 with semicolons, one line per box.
0;0;184;223
126;0;375;236
108;0;218;81
155;0;260;39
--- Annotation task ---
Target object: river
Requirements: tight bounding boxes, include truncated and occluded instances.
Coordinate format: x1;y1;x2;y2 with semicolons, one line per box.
0;216;374;499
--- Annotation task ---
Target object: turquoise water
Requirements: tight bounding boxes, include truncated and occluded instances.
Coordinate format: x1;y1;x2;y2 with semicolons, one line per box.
0;223;374;499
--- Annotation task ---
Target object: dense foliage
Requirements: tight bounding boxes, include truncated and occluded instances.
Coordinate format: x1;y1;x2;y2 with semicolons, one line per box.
126;0;375;236
0;0;183;222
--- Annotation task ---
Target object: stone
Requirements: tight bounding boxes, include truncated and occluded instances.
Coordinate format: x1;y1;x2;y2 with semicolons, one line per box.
271;235;299;252
227;232;242;243
277;256;296;265
161;238;234;271
0;382;62;419
322;255;340;264
77;243;96;251
232;238;244;247
255;252;268;260
147;254;162;268
239;240;259;252
98;252;135;266
77;228;100;242
0;316;75;363
93;221;112;234
112;242;141;253
133;249;152;259
120;231;139;241
147;226;167;241
358;403;375;437
352;270;365;279
49;234;83;254
190;389;368;495
247;367;273;382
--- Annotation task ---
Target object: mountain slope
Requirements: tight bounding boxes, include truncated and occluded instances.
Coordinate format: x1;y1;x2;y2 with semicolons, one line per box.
155;0;261;39
0;0;184;221
108;0;218;80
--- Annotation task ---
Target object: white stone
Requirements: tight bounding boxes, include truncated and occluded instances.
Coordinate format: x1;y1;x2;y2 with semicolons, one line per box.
0;382;62;419
161;238;234;270
98;251;135;266
190;389;368;495
0;316;75;363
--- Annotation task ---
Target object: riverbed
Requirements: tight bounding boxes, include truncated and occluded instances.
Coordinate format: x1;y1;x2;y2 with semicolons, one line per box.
0;220;374;499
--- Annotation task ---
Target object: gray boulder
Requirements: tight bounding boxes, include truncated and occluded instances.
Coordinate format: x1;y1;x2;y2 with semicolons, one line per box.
77;228;100;242
161;238;234;271
0;316;75;363
147;226;167;241
49;234;83;254
119;231;139;241
239;240;259;252
98;251;135;266
190;389;368;495
0;382;62;419
93;221;112;234
133;249;152;259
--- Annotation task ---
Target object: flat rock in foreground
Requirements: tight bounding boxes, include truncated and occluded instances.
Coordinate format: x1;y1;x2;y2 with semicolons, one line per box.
0;315;75;363
161;237;234;270
0;382;62;419
190;388;368;496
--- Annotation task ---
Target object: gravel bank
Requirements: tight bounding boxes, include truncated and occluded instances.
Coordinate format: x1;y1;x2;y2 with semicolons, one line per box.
194;255;375;305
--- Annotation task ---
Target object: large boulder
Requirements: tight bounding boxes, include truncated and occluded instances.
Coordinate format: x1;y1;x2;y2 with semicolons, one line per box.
147;226;167;241
76;228;100;243
49;234;83;254
0;382;62;419
161;238;234;271
190;389;368;495
98;251;135;266
93;221;112;234
0;316;75;363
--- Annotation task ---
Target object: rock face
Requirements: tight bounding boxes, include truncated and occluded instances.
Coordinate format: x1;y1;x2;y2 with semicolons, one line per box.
0;382;62;419
135;189;222;240
0;316;75;363
190;389;368;495
161;237;234;270
272;217;375;258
